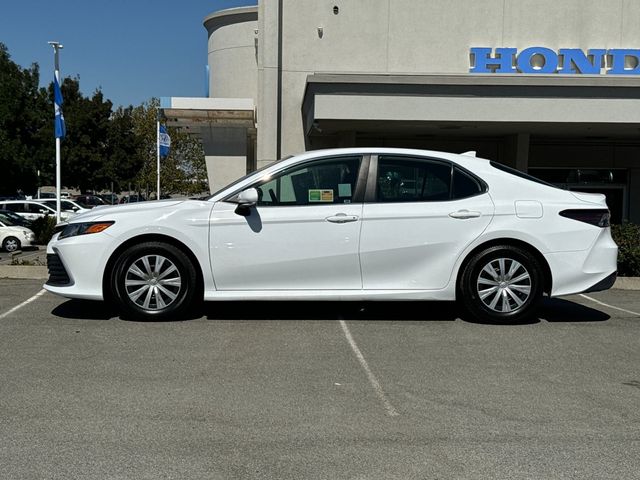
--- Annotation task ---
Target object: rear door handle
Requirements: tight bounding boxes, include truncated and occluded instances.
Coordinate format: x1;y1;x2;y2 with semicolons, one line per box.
449;209;481;219
326;213;359;224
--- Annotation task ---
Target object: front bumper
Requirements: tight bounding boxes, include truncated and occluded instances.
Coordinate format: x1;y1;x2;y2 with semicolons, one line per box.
42;233;112;300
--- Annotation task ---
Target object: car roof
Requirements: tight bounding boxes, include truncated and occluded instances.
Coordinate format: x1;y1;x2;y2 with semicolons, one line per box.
0;200;55;208
209;147;493;201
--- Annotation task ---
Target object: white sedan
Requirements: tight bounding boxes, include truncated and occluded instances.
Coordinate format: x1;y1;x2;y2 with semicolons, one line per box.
0;212;35;252
44;148;618;322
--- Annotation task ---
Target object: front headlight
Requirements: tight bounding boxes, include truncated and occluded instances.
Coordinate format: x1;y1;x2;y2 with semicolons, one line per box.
59;221;115;239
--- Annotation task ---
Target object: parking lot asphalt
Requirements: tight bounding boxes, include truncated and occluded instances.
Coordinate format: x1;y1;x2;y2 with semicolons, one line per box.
0;279;639;480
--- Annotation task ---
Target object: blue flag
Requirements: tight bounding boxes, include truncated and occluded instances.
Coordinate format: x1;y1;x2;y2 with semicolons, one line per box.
54;71;66;139
159;124;171;157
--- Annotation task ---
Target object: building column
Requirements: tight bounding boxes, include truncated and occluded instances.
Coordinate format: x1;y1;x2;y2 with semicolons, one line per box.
201;126;249;193
505;133;530;171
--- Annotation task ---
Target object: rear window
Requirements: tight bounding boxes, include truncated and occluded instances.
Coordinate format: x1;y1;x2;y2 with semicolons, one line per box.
490;161;558;188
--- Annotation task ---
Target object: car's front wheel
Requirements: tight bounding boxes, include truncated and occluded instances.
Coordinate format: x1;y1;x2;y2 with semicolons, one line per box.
3;236;20;253
111;241;198;320
459;245;544;323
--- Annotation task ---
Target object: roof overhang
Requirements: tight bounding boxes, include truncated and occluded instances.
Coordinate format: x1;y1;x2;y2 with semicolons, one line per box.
302;74;640;137
160;97;256;130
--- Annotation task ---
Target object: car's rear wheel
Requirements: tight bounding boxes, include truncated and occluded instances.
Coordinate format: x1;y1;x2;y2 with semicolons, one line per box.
459;245;543;323
111;241;198;320
3;236;20;253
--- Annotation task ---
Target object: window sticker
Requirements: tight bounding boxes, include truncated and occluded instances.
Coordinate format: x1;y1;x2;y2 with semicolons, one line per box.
338;183;352;197
308;189;334;202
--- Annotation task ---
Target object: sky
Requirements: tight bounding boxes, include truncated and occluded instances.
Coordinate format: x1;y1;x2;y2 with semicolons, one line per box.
0;0;257;108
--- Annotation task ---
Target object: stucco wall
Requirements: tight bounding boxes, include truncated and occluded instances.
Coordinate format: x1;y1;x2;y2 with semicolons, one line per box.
204;7;258;100
257;0;640;162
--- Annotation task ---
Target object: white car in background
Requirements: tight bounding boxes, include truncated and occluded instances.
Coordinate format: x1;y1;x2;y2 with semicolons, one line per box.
0;200;73;221
44;148;618;323
0;212;35;252
38;199;91;215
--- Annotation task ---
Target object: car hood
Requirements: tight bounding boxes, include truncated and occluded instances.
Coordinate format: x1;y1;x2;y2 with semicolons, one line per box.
69;199;186;222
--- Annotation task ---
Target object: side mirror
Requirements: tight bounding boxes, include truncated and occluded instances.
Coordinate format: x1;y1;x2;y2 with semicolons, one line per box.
234;188;258;217
237;188;258;206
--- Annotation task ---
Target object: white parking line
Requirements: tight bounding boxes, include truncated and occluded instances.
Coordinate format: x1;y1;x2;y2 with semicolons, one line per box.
579;294;640;317
339;319;400;417
0;289;47;320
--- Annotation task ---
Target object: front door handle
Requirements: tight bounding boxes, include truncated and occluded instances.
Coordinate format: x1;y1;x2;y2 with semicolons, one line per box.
326;213;359;224
449;209;481;219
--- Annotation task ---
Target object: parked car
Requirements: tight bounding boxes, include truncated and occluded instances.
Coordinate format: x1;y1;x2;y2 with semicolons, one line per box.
44;148;618;322
0;212;35;252
97;193;118;205
35;192;56;199
38;199;91;214
0;200;72;221
119;195;146;204
74;195;106;207
0;209;33;228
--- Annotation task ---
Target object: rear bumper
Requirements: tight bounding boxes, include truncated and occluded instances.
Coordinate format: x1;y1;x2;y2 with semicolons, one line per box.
582;271;617;294
545;227;618;297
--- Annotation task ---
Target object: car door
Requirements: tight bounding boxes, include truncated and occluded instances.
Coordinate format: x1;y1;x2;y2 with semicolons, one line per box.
26;202;51;220
359;154;494;290
210;155;367;290
4;203;38;221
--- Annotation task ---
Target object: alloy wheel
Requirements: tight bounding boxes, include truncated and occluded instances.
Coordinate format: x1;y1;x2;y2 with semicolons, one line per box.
124;255;182;311
476;257;532;313
4;238;19;253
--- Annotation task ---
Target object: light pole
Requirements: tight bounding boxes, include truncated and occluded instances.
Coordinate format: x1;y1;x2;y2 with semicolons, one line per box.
48;41;63;223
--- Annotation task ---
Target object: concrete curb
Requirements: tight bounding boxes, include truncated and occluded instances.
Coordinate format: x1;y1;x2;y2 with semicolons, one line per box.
613;277;640;291
0;266;48;280
0;265;638;289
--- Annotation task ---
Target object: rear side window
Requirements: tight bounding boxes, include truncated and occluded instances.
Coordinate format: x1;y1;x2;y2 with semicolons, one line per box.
3;203;24;213
377;157;451;202
452;167;484;199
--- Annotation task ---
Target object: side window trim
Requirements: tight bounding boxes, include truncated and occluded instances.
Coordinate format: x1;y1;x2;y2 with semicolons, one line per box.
367;154;488;204
224;154;368;206
372;155;453;204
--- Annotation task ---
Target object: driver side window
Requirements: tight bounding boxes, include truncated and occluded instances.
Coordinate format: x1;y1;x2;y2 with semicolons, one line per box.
255;156;361;206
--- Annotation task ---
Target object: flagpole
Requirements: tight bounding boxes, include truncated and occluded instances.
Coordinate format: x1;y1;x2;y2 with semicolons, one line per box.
156;119;160;200
49;41;63;223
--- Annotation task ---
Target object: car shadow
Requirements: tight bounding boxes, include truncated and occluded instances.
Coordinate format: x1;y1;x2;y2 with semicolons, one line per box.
50;297;610;324
51;299;119;321
538;297;610;323
204;297;610;325
203;301;460;322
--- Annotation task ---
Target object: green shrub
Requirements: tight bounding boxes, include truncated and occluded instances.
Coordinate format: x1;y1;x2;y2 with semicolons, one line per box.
611;223;640;277
30;216;58;245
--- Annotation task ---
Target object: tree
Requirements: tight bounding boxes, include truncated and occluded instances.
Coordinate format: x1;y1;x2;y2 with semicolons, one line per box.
104;105;144;192
0;43;49;195
131;98;208;197
52;77;113;193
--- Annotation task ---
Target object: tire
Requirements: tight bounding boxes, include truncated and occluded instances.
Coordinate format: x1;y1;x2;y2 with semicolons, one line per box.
459;245;544;323
111;241;199;320
3;236;20;253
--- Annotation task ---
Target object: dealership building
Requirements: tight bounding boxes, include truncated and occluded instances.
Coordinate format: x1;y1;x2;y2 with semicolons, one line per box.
161;0;640;223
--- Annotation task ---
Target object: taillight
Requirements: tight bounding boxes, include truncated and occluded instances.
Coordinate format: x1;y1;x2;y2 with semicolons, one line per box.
559;209;610;227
